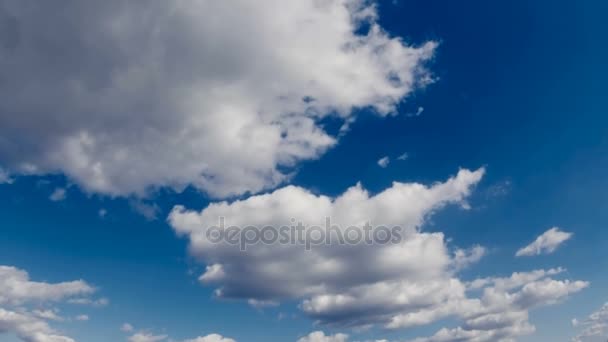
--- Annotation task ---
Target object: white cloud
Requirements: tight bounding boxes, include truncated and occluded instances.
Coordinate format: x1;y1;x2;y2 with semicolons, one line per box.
409;269;588;342
49;188;67;202
0;0;435;198
516;227;573;257
377;157;390;168
75;315;89;322
121;323;135;333
572;302;608;341
67;297;109;307
183;334;236;342
397;152;409;161
169;168;484;327
169;168;587;341
32;309;63;322
128;333;168;342
0;308;75;342
126;331;235;342
0;265;98;342
297;331;349;342
0;266;94;305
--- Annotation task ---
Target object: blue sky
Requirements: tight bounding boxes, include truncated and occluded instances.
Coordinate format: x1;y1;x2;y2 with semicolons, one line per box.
0;1;607;342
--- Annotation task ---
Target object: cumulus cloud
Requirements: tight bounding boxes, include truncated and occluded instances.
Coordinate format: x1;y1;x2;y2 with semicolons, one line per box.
0;0;435;198
0;266;94;305
169;168;587;341
516;227;573;257
183;334;236;342
297;331;349;342
572;302;608;342
126;330;235;342
0;265;98;342
409;269;588;342
169;168;484;326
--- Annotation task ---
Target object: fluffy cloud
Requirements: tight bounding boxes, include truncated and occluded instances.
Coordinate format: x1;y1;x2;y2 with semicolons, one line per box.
126;331;235;342
572;302;608;341
0;266;94;305
516;227;573;257
169;168;484;324
0;265;98;342
169;168;587;341
297;331;348;342
183;334;236;342
0;0;435;198
0;308;75;342
410;269;588;342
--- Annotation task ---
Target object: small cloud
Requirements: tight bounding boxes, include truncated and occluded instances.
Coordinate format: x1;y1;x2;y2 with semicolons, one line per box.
130;200;161;221
68;297;109;307
406;106;424;117
397;152;408;161
377;156;390;168
248;299;279;309
49;188;67;201
0;168;13;184
516;227;573;257
571;318;579;327
121;323;134;332
486;179;512;198
33;309;64;321
98;208;108;218
75;314;89;321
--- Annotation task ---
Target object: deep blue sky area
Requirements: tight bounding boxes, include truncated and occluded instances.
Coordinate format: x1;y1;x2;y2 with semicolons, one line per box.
0;1;607;341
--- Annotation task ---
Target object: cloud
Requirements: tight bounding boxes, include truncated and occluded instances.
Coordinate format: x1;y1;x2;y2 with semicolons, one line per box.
397;153;409;161
49;188;67;202
121;323;135;333
297;331;349;342
0;308;75;342
377;157;390;168
572;302;608;341
183;334;236;342
67;297;109;307
409;269;588;342
75;314;89;321
169;168;587;341
0;265;98;342
0;266;94;305
169;168;484;327
516;227;573;257
0;168;12;184
0;0;435;198
126;330;235;342
128;333;168;342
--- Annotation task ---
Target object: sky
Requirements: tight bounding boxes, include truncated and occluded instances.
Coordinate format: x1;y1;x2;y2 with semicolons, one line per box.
0;0;607;342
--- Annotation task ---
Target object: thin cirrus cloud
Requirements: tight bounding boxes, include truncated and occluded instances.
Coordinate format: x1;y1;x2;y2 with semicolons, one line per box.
516;227;573;257
572;302;608;342
0;0;435;198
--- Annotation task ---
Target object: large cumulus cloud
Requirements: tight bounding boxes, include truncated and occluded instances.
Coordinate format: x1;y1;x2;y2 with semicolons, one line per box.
0;0;435;197
168;169;588;341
